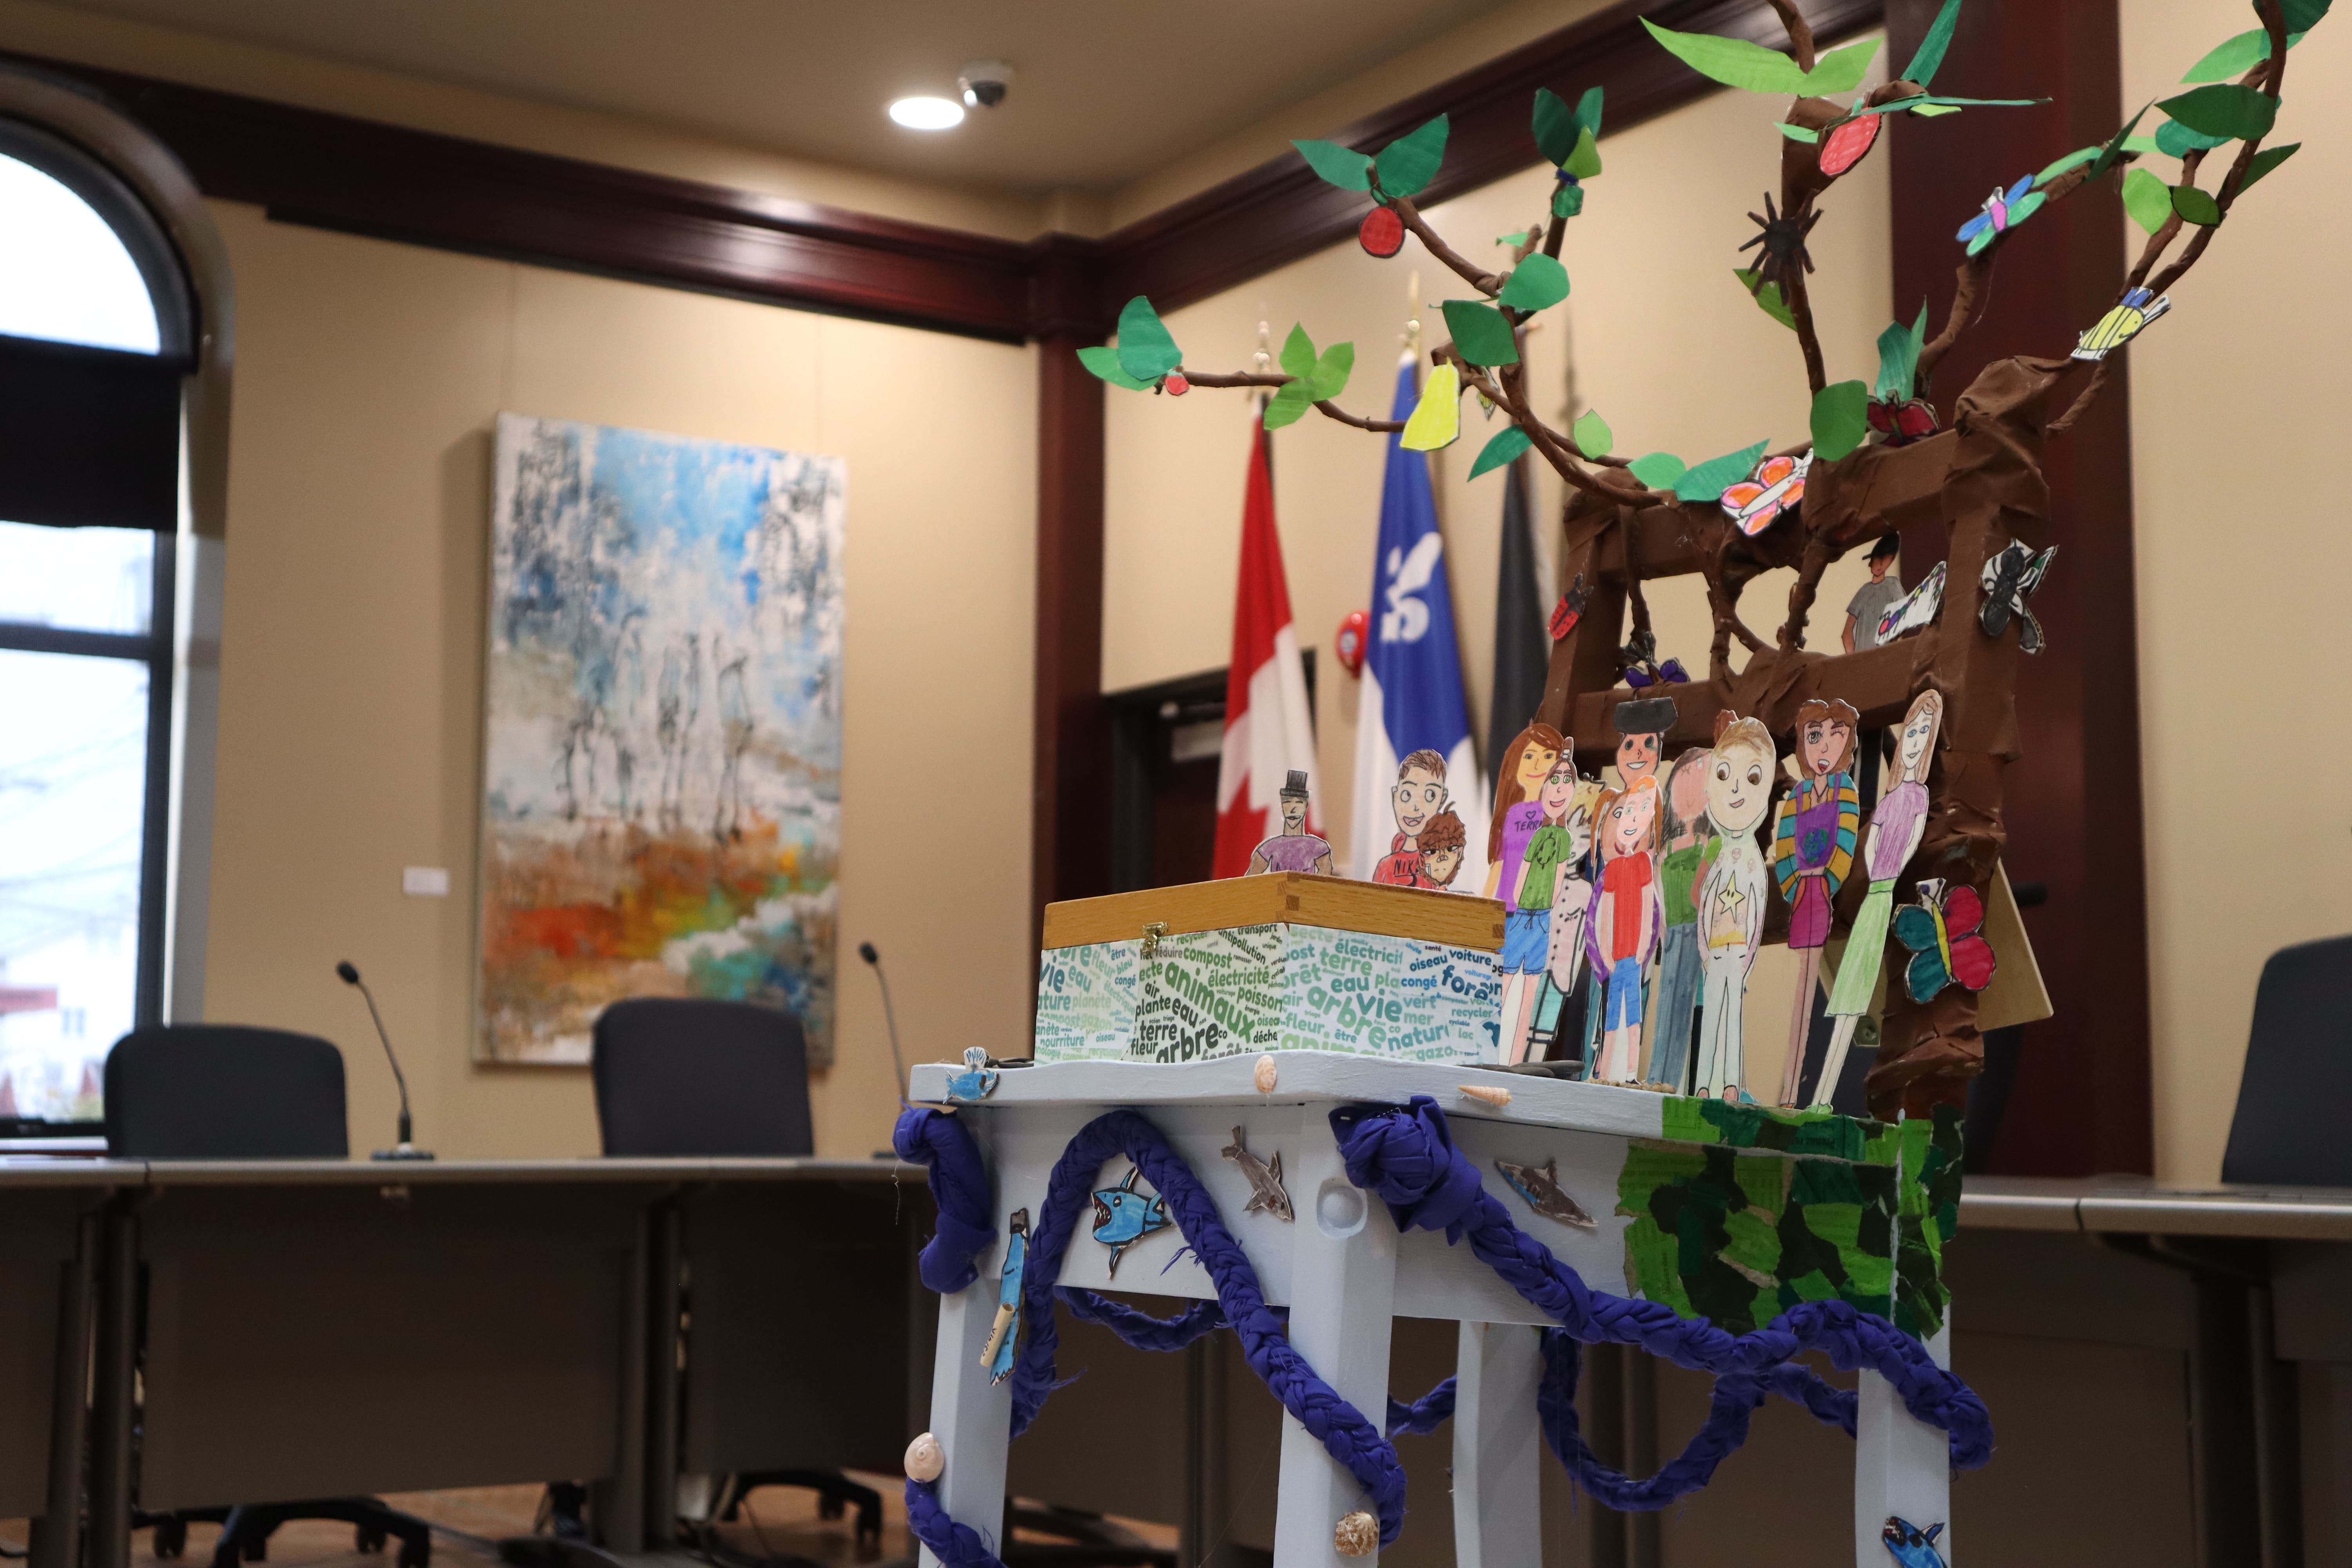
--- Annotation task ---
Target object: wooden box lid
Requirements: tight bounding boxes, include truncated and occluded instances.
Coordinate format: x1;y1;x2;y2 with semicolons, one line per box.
1042;875;1506;953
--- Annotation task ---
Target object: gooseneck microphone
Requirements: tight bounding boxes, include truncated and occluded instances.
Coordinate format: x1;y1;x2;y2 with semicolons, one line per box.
336;960;435;1161
859;941;911;1105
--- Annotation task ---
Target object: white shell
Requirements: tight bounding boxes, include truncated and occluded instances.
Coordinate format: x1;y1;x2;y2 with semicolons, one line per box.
1458;1083;1512;1108
1254;1055;1279;1094
904;1431;945;1483
1334;1511;1378;1557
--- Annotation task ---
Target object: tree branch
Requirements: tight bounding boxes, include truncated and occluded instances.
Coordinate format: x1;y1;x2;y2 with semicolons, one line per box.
1390;195;1504;296
1764;0;1817;70
1782;252;1829;394
1178;370;1404;431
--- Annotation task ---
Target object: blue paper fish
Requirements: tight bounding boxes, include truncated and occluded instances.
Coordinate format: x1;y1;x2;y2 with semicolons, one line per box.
1880;1517;1947;1568
1090;1165;1170;1277
944;1045;999;1104
980;1208;1028;1384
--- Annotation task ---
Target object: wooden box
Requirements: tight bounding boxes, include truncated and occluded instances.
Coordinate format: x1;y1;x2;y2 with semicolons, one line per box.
1034;875;1506;1066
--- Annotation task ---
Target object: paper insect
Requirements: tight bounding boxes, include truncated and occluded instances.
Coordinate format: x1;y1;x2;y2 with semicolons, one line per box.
1867;396;1938;446
1772;700;1859;1108
1090;1165;1171;1277
1979;541;2056;653
1875;560;1946;645
1649;750;1719;1095
1956;174;2045;256
1493;1156;1597;1229
1813;690;1944;1107
1719;452;1810;537
1221;1127;1294;1221
1586;775;1662;1084
2073;287;2171;362
1548;573;1590;641
1738;192;1821;293
944;1045;999;1103
1372;750;1452;887
980;1208;1029;1383
1894;879;1998;1004
1502;755;1586;1064
1694;713;1773;1102
1623;658;1689;688
1881;1517;1948;1568
1247;769;1334;875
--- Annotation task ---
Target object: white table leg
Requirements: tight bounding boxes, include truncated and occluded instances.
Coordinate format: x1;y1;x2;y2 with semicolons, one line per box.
1853;1316;1953;1566
1451;1322;1543;1568
1273;1143;1400;1568
919;1134;1012;1568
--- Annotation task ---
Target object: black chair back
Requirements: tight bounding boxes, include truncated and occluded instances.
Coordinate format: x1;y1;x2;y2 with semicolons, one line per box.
105;1025;348;1158
592;998;814;1157
2222;934;2352;1186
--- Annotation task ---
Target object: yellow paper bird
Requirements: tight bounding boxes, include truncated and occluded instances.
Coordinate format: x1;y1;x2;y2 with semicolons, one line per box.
2072;287;2171;362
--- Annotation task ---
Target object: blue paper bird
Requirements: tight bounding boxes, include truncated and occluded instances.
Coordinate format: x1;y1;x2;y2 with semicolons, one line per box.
1089;1165;1171;1277
944;1045;999;1103
1881;1516;1947;1568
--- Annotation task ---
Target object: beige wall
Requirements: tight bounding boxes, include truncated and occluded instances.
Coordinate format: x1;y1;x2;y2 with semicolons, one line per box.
2122;3;2352;1182
196;200;1037;1158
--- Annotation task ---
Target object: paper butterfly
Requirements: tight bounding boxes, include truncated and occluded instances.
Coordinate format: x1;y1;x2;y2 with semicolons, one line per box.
1875;560;1946;645
1720;452;1811;537
2073;287;2172;363
1956;175;2044;257
1549;573;1590;641
1979;541;2058;654
1892;879;1997;1004
1624;659;1689;688
1867;396;1938;446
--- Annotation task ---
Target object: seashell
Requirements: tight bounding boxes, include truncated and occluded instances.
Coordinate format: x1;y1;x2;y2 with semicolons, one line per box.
1254;1055;1279;1094
1333;1510;1379;1557
1458;1083;1512;1108
904;1431;945;1483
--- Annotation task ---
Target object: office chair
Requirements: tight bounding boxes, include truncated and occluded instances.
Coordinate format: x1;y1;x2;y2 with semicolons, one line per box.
105;1025;436;1568
2221;934;2352;1187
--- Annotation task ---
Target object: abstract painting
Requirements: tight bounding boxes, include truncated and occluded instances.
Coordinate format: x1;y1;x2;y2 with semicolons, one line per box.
477;414;844;1065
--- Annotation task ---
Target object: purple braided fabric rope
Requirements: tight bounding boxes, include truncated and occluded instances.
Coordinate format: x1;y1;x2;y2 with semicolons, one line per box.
893;1108;996;1295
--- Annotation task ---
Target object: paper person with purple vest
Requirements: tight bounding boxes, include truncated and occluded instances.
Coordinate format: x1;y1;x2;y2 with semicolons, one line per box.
1247;770;1333;875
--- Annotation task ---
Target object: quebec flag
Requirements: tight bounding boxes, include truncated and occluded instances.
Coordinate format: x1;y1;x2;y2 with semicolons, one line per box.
1348;354;1487;887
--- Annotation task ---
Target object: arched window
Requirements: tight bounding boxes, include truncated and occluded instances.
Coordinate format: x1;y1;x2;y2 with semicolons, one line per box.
0;115;198;1132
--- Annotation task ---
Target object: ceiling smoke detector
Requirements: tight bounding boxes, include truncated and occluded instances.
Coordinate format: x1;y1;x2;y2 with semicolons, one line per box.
958;61;1015;110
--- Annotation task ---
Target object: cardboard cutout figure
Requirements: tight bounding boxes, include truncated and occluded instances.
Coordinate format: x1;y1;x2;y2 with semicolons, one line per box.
1844;534;1905;654
1541;790;1598;1024
1648;749;1720;1093
1417;810;1467;891
1487;723;1567;1054
1502;758;1588;1063
1612;696;1678;790
1773;699;1859;1106
1247;770;1334;875
1694;713;1773;1100
1586;775;1663;1083
1813;690;1945;1107
1372;748;1452;886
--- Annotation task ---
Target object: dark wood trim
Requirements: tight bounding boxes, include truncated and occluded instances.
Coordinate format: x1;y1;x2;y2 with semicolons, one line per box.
1032;316;1109;933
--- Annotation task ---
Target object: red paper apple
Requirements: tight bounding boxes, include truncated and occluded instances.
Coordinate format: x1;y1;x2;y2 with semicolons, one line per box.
1359;206;1405;258
1818;114;1881;179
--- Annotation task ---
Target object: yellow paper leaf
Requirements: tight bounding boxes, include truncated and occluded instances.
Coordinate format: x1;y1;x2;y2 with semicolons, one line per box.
1399;361;1462;451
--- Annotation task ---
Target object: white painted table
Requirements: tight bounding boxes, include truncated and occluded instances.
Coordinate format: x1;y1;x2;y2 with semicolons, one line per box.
907;1053;1956;1568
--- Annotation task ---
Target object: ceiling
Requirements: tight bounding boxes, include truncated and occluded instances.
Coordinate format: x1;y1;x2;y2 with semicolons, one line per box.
55;0;1516;193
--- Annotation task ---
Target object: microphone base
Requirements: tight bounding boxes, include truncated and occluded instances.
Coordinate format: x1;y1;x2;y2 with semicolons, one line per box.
371;1144;437;1161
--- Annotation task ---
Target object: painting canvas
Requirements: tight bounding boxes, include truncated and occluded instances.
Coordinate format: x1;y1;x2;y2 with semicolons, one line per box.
478;413;844;1065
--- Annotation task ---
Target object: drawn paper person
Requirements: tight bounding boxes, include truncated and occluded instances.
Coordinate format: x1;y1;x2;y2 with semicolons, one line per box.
1247;770;1333;875
1586;776;1662;1084
1539;795;1597;1054
1843;535;1904;653
1814;690;1945;1106
1772;699;1860;1106
1612;696;1678;791
1485;722;1566;1053
1502;757;1586;1063
1372;749;1452;886
1417;810;1467;891
1695;713;1774;1100
1648;749;1720;1094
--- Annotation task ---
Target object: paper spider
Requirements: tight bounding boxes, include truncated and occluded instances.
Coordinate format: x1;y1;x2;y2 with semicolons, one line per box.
1739;192;1823;294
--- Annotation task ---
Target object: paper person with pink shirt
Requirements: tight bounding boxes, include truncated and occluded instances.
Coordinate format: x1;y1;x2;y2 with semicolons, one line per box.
1246;770;1333;875
1584;775;1663;1084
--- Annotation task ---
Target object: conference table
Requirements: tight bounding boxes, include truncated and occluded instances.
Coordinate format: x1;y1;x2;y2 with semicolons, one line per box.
0;1154;931;1568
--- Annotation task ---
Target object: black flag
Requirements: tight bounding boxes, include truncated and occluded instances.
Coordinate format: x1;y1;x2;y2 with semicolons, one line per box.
1486;458;1549;795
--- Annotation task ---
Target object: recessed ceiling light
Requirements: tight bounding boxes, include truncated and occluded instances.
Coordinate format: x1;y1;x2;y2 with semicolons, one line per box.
889;96;965;131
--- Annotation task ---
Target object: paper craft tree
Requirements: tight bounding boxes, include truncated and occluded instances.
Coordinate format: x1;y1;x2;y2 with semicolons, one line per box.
1080;0;2322;1118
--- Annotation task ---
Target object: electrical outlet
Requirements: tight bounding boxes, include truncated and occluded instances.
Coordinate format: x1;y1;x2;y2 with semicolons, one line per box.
401;866;451;897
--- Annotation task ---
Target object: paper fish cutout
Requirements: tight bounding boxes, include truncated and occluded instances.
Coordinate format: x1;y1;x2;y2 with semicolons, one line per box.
1549;573;1590;640
2073;287;2172;361
944;1045;999;1103
1400;361;1462;451
1493;1156;1597;1230
980;1208;1029;1383
1875;560;1946;644
1881;1517;1948;1568
1956;175;2045;256
1868;396;1938;445
1720;452;1810;537
1221;1126;1293;1221
1893;879;1998;1004
1979;541;2057;654
1090;1165;1171;1277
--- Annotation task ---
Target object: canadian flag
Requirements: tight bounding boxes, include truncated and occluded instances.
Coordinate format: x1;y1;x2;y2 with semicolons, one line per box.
1212;421;1318;877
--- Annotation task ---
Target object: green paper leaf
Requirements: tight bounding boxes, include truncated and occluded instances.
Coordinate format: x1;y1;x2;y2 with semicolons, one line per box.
1293;138;1372;192
1310;342;1355;401
1849;93;2042;120
1495;227;1541;249
2088;102;2154;180
1076;345;1152;392
1674;441;1770;504
2183;27;2307;82
1499;252;1570;311
1565;125;1603;178
1902;0;1964;86
2277;0;2331;33
1810;380;1870;463
1575;86;1605;138
1376;114;1449;198
1572;408;1613;458
1263;381;1314;429
1441;299;1520;366
2122;134;2165;153
1801;38;1880;94
1733;267;1798;331
1114;296;1182;383
2034;145;2101;186
1469;425;1533;479
1875;313;1922;400
1777;122;1823;143
1911;103;1961;116
2171;182;2223;226
1532;88;1580;166
2157;117;2234;156
1279;323;1316;381
2239;140;2302;191
1641;17;1809;94
1552;181;1586;218
2157;83;2279;141
1628;452;1687;490
2122;167;2173;232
